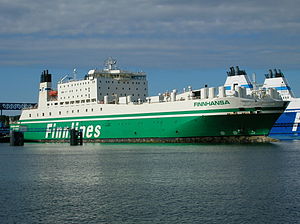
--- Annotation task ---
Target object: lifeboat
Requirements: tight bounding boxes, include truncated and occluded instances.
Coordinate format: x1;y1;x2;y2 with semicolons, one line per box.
49;90;58;97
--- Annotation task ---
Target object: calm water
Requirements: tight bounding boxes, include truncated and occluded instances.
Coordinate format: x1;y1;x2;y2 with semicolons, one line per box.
0;142;300;224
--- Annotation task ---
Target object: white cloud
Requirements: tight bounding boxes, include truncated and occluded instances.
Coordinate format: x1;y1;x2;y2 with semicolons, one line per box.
1;0;300;35
0;0;300;68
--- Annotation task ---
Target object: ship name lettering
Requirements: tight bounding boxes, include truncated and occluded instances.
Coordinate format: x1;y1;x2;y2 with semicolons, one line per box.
45;122;102;139
193;100;230;107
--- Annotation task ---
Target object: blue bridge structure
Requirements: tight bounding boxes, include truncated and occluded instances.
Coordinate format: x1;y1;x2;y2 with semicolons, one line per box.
0;102;36;116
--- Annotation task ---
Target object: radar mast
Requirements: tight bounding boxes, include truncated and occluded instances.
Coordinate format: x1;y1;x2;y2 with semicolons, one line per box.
105;57;117;71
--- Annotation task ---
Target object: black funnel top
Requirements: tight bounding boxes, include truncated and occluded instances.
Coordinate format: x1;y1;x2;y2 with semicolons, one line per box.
40;70;52;83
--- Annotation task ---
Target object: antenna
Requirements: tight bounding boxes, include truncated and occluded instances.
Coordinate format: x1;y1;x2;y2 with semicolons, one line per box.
59;74;69;83
105;57;117;70
73;68;77;80
252;72;256;89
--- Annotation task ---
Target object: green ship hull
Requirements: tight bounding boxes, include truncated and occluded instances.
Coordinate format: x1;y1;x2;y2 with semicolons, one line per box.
13;108;282;143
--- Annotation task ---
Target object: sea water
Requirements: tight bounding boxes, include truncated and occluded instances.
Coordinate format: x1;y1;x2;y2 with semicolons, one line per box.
0;142;300;224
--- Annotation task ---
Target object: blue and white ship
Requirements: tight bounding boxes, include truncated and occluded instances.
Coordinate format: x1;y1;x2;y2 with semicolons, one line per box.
224;66;300;140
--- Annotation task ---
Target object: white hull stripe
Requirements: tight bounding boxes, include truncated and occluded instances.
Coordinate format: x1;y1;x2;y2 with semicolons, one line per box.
20;110;280;124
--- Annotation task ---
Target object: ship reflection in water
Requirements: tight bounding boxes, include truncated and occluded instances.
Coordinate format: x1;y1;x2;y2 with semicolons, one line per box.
0;142;300;223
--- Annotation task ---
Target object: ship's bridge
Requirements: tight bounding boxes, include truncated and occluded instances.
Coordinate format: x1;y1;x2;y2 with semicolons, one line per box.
87;57;146;81
87;69;146;81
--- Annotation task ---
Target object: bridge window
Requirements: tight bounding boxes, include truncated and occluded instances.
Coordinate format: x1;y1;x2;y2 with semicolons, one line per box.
49;112;51;116
42;113;44;116
59;111;61;115
29;114;31;117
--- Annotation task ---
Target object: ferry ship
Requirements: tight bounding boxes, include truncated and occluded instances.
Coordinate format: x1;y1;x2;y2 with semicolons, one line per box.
224;66;300;140
12;58;288;143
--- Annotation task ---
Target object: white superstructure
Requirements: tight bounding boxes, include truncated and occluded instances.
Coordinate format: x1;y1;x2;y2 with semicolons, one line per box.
37;58;148;108
262;69;294;101
58;58;147;104
224;66;253;95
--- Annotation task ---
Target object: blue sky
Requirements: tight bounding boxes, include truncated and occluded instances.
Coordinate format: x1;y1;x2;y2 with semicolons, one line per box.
1;0;300;109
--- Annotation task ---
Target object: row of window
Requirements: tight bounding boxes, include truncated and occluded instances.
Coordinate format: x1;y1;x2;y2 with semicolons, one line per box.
99;87;146;90
61;88;91;93
60;81;93;88
60;94;91;99
60;80;146;88
100;80;146;85
59;92;147;99
60;87;147;95
28;107;102;117
98;93;146;97
47;99;96;107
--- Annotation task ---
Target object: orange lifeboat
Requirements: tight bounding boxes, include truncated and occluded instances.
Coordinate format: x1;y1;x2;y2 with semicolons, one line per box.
49;90;58;97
